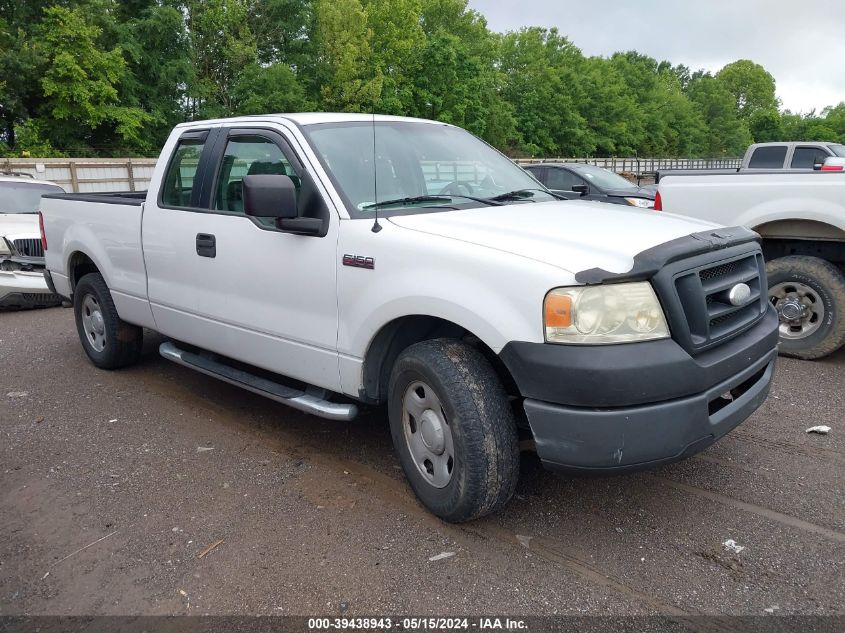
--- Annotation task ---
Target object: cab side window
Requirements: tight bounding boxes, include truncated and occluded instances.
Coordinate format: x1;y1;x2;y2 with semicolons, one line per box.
214;136;300;214
546;167;582;191
161;138;205;207
791;146;829;169
748;146;787;169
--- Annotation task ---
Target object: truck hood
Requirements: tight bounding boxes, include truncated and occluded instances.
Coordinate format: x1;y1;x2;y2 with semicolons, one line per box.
387;200;721;275
0;213;39;240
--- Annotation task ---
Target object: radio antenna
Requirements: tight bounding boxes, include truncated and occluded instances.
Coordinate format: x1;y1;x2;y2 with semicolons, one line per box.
371;109;382;233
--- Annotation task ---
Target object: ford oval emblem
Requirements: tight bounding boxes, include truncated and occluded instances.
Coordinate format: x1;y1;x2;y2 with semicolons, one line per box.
728;283;752;306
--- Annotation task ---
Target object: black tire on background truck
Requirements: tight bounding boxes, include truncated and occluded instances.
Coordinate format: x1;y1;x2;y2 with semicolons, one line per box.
767;256;845;360
73;272;143;369
388;338;520;522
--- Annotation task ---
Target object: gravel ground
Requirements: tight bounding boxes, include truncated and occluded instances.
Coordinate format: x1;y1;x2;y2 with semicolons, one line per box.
1;306;843;618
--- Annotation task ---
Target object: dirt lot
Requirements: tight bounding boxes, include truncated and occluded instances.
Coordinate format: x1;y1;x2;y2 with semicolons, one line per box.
1;306;843;619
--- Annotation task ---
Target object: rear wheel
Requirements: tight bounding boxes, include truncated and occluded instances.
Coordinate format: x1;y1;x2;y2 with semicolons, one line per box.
73;273;143;369
767;256;845;360
388;339;520;522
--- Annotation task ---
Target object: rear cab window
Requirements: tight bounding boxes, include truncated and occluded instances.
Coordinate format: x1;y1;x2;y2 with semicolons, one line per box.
160;131;208;208
748;146;787;169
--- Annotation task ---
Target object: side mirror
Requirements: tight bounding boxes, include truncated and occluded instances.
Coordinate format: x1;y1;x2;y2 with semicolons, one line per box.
571;184;589;196
243;174;298;219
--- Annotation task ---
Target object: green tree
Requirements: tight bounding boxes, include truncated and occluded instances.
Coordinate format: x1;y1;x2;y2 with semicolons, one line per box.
0;12;45;149
36;4;151;153
116;0;195;148
653;70;708;156
232;63;313;114
410;0;515;147
184;0;259;118
247;0;314;68
820;103;845;142
366;0;425;114
748;108;783;143
579;56;643;155
687;74;752;156
715;60;778;121
499;27;589;156
313;0;382;111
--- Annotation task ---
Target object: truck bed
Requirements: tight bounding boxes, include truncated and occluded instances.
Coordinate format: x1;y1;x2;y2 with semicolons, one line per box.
40;191;150;327
657;171;845;231
42;191;147;206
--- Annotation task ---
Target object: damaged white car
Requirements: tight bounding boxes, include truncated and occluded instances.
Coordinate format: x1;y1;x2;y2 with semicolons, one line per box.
0;173;64;309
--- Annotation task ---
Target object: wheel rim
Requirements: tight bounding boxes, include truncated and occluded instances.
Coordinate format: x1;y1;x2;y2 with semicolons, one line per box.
81;293;107;352
769;281;825;340
402;381;455;489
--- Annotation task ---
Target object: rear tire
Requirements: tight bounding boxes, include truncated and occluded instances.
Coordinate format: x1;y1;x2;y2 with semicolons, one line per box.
767;256;845;360
388;338;520;522
73;273;142;369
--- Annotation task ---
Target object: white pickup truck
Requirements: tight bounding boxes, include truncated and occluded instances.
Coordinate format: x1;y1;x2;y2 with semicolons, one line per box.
657;171;845;359
41;114;779;521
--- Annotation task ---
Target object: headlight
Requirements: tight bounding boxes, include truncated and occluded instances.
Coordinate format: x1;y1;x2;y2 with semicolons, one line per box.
624;197;654;209
544;282;670;344
0;238;11;256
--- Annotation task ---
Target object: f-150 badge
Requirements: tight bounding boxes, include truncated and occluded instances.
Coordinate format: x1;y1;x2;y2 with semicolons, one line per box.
342;254;375;270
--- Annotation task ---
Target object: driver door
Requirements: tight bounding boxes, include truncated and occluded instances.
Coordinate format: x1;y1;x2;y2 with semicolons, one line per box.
142;127;341;391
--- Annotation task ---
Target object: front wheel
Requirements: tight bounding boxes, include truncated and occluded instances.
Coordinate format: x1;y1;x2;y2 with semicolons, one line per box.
388;339;520;522
73;273;143;369
767;256;845;360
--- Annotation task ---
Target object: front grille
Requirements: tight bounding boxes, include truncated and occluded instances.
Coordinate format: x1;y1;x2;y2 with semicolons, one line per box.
699;261;739;281
12;238;43;258
659;250;767;354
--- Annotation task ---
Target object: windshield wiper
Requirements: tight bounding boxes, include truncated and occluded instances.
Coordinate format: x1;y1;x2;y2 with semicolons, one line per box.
362;194;502;210
487;188;553;202
363;195;451;210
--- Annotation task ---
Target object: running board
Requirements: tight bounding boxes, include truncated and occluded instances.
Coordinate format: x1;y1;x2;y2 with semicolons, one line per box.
159;342;358;421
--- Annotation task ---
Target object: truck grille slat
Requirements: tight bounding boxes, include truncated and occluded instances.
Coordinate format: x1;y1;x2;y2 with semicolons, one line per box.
12;238;44;259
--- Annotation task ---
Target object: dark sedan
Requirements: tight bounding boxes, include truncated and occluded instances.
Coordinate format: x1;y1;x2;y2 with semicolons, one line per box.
523;162;655;208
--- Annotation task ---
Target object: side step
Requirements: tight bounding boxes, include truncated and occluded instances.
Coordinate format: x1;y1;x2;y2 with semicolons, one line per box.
159;342;358;421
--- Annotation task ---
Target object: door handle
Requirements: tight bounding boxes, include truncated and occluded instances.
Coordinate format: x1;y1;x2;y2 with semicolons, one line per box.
196;233;216;258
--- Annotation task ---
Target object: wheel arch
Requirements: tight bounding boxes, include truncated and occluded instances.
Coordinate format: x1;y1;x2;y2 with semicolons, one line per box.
753;219;845;242
753;220;845;268
67;250;103;293
360;315;518;404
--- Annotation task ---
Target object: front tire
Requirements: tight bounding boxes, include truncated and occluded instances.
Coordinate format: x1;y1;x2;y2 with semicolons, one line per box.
767;256;845;360
388;339;520;522
73;273;143;369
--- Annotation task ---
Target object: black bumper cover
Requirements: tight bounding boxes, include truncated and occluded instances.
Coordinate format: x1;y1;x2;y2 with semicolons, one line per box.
500;308;779;472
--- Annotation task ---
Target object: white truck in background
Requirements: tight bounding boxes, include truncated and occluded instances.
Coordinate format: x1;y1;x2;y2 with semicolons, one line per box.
40;114;779;521
657;171;845;359
658;142;845;178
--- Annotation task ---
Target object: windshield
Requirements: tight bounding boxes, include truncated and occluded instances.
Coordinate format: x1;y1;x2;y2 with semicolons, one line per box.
829;144;845;158
0;182;64;213
570;164;638;190
302;121;555;217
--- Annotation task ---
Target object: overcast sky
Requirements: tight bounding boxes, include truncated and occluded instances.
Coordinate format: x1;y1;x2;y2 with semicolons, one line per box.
467;0;845;113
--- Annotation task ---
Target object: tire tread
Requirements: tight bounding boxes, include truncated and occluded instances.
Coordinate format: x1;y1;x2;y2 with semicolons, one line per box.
74;273;142;369
389;338;520;522
767;256;845;360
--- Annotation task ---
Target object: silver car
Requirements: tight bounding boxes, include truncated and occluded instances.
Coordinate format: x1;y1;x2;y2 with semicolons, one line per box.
0;173;64;309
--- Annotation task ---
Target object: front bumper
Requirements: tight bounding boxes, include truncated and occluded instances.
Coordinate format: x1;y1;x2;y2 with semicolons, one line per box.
0;269;62;308
500;307;779;472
